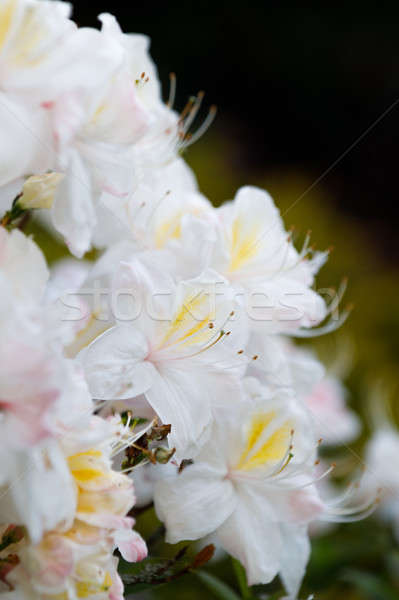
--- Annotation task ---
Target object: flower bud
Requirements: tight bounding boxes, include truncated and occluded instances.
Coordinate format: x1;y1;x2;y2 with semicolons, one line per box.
18;173;64;210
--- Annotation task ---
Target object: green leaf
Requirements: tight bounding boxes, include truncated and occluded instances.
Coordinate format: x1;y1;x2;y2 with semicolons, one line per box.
231;558;252;599
194;570;241;600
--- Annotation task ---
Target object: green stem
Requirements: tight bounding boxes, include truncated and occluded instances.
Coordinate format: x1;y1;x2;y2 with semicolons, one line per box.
231;557;252;599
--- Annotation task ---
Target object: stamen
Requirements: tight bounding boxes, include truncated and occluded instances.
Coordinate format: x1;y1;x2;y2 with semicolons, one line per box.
323;493;380;523
181;105;217;148
111;418;156;457
292;305;352;338
167;72;177;108
182;91;204;134
179;96;196;123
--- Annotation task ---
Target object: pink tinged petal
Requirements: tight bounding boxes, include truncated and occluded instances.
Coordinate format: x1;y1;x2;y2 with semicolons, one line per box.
114;529;147;563
1;388;59;445
109;571;125;600
306;377;360;445
154;465;236;543
287;488;324;524
34;535;74;589
216;487;282;586
49;92;86;150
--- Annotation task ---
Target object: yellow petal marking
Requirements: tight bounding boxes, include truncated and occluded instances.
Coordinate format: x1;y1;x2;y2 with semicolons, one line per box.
158;291;210;349
155;212;183;248
229;217;261;272
76;572;113;598
0;0;16;50
236;412;291;471
9;6;47;67
68;450;104;484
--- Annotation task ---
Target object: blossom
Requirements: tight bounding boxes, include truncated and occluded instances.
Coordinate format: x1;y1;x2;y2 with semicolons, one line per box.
0;3;369;597
49;12;181;258
304;375;360;445
0;228;91;543
81;263;246;459
3;416;147;598
199;186;328;333
18;172;64;210
154;388;323;598
245;335;360;445
0;0;123;196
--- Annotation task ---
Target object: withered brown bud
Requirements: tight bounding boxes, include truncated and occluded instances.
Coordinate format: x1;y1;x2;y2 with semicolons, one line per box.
154;446;176;464
148;424;171;442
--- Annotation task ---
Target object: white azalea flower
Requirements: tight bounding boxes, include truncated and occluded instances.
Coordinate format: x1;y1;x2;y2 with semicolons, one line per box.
305;375;360;445
197;186;328;333
154;389;323;598
2;415;147;597
245;334;360;445
81;263;246;459
0;228;95;543
49;12;183;258
0;0;123;198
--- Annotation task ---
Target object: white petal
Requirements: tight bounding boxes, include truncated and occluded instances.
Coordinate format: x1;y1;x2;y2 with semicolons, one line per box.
279;524;310;599
0;228;49;305
0;94;52;185
154;464;236;543
145;365;213;459
216;486;282;586
0;441;76;544
52;150;95;258
82;325;154;400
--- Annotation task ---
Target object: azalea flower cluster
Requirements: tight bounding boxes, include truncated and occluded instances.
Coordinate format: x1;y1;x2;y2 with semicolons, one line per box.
0;1;381;599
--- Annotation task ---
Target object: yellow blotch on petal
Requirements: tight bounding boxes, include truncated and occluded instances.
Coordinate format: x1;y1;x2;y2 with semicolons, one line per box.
159;291;211;349
68;450;104;484
0;0;16;50
236;412;291;471
9;6;47;67
76;572;113;598
155;212;183;248
229;217;261;272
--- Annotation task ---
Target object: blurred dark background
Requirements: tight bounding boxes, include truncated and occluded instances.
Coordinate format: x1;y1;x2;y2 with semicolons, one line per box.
73;0;399;262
